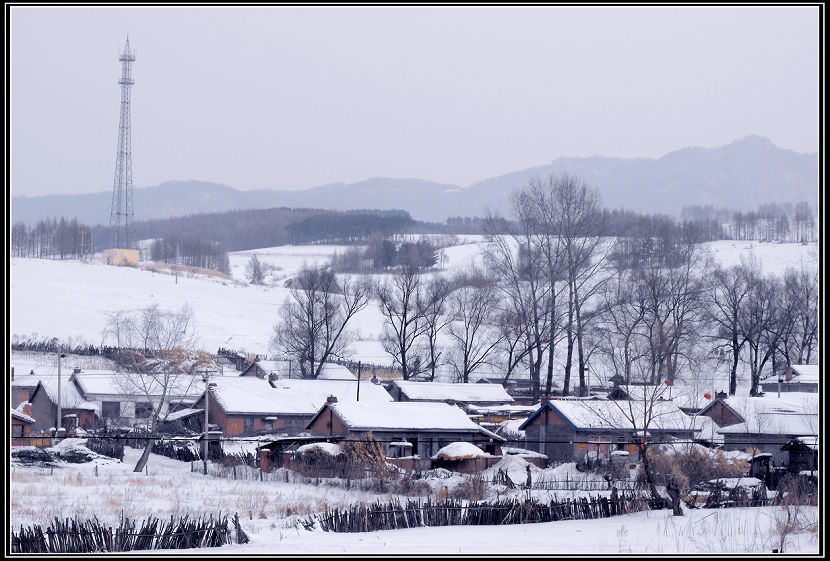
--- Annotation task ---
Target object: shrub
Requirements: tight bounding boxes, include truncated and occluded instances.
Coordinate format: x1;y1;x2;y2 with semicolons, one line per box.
450;475;488;501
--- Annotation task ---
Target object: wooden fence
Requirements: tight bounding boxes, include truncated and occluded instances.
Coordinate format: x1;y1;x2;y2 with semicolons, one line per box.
11;513;249;553
303;494;665;533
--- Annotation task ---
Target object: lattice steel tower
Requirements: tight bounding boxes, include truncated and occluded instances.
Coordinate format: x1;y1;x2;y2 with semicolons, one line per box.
109;36;136;249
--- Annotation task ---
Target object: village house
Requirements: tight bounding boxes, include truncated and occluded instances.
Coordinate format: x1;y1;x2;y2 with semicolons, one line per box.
305;398;505;463
519;398;702;465
695;392;819;465
69;370;203;428
197;372;393;436
11;404;36;445
760;364;819;394
28;379;99;432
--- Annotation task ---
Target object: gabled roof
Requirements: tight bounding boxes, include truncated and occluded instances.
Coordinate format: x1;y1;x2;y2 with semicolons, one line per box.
307;401;505;441
519;399;699;434
392;381;513;404
697;398;746;424
32;380;98;412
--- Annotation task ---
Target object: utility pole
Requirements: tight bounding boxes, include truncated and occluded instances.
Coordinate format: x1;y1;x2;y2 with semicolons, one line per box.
56;353;66;434
356;361;362;402
202;370;212;475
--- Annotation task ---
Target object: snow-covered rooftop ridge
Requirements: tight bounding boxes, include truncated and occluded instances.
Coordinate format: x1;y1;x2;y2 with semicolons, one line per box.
324;401;503;439
393;380;513;403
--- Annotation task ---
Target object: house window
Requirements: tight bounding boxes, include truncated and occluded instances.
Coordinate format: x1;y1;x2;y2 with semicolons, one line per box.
102;401;121;419
244;417;255;433
135;403;153;419
12;425;23;438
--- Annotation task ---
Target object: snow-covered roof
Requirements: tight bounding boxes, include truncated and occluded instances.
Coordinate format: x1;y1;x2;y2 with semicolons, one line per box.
209;376;392;416
520;399;699;433
243;361;355;380
718;413;818;437
34;379;98;412
296;442;342;456
433;441;491;460
392;381;513;404
313;401;505;441
163;408;204;422
71;372;203;400
709;394;818;436
11;408;36;424
787;364;819;383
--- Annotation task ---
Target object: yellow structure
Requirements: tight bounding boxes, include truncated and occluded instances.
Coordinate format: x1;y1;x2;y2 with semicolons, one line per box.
103;248;139;267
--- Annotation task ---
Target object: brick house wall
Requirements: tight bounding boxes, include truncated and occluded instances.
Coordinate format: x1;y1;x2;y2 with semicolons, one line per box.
700;401;743;427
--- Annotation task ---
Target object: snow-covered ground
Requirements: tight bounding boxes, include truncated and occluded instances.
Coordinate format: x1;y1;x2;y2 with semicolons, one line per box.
10;444;818;554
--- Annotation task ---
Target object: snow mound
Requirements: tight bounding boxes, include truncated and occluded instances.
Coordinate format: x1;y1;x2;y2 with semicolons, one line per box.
483;455;543;485
296;442;343;456
432;442;491;460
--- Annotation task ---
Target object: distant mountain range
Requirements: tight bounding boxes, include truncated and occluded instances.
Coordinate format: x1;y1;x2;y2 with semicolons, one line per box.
11;135;818;225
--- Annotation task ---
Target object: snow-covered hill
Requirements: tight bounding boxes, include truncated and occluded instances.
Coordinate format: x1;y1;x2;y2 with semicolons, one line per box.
10;239;817;367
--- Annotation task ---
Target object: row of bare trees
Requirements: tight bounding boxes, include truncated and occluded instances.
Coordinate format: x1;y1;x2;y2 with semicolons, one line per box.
267;173;817;398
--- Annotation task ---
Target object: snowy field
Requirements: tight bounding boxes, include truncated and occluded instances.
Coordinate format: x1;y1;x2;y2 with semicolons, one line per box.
10;445;819;554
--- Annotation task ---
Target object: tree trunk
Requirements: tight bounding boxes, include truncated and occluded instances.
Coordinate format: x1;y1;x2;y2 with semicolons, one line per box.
133;441;153;473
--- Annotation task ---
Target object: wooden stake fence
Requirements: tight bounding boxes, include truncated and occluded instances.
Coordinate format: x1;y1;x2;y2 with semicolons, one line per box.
11;513;249;553
303;493;665;533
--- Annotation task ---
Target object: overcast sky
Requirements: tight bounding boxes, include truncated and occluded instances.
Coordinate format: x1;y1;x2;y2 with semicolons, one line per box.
10;6;819;197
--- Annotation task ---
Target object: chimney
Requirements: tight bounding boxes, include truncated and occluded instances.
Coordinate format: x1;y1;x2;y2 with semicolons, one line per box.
327;395;338;404
268;373;279;383
73;368;82;374
541;394;551;404
716;391;727;400
445;399;456;406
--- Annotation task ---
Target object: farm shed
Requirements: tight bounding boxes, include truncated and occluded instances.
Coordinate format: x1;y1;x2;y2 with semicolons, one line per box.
781;437;818;474
306;399;505;461
11;404;36;445
28;379;98;431
519;398;701;465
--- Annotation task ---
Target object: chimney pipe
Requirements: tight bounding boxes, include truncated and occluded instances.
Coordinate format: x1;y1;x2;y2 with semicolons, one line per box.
327;395;338;403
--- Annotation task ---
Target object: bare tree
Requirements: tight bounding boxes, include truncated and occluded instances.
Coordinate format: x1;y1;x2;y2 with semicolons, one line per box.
376;267;429;379
245;253;264;284
446;284;503;383
739;273;785;395
416;278;452;381
101;304;209;472
778;266;818;366
271;266;371;378
707;260;754;395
